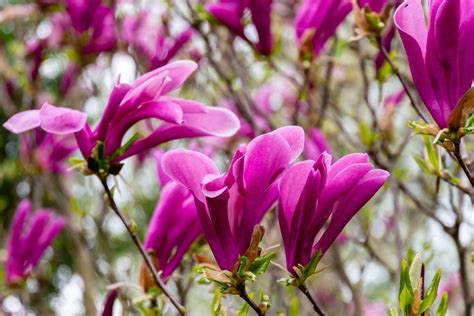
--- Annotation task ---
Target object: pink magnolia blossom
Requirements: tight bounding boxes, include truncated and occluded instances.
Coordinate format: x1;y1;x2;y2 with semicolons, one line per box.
207;0;273;55
3;61;240;167
161;126;304;270
6;199;65;284
20;129;75;174
395;0;474;127
122;11;193;70
278;152;389;274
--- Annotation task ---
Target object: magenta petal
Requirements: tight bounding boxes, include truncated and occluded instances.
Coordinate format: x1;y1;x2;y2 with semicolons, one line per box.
144;181;201;280
314;169;389;254
7;200;31;256
3;110;41;133
272;126;304;162
39;103;87;134
178;99;241;137
95;81;132;140
115;99;239;160
458;8;474;98
161;149;219;202
131;60;198;97
206;2;245;37
152;149;172;187
395;0;444;126
243;132;292;198
278;161;314;242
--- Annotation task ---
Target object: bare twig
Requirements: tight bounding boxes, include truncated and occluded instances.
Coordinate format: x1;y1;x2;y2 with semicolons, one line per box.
298;284;325;315
100;179;185;315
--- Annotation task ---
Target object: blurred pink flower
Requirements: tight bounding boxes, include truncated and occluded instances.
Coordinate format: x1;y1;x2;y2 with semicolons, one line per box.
6;199;65;284
207;0;273;55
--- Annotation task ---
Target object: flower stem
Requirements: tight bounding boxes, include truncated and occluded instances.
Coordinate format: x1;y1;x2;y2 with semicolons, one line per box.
100;178;186;315
452;142;474;187
237;284;264;316
375;36;429;124
298;284;325;316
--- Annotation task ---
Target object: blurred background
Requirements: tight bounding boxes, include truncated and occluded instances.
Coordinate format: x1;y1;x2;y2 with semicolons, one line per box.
0;0;472;315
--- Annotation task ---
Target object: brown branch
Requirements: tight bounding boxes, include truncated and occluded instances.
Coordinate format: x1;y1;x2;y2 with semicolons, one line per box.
99;179;185;315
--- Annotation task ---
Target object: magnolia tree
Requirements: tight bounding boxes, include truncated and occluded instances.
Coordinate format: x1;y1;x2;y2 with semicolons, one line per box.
0;0;472;315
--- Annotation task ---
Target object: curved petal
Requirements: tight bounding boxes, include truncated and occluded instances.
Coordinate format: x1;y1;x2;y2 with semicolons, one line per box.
39;103;88;134
272;125;305;162
115;100;239;160
206;1;245;37
243;132;292;198
95;81;132;140
314;169;389;254
131;60;198;97
3;110;41;133
161;149;219;202
105;99;184;155
395;0;444;126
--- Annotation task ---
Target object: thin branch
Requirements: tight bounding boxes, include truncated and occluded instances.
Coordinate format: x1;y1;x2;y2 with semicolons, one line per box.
298;284;325;316
237;284;264;316
453;141;474;187
100;179;186;315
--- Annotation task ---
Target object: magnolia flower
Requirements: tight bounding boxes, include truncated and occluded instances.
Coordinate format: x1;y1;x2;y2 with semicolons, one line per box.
207;0;273;55
141;151;202;286
64;0;117;54
278;152;389;275
395;0;474;128
122;12;193;70
295;0;352;58
6;199;65;284
20;129;75;174
162;126;304;270
303;128;331;160
3;61;240;170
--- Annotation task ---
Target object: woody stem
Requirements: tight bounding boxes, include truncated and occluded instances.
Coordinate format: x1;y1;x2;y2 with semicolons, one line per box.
100;178;186;315
237;283;264;316
298;284;325;316
452;141;474;187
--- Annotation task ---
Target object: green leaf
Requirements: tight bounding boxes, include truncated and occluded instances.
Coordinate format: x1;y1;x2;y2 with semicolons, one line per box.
419;269;442;313
399;259;414;315
238;256;250;277
464;114;474;133
359;121;375;147
413;155;431;174
250;252;275;276
237;299;250;316
110;133;141;160
423;136;440;173
211;290;222;316
289;296;300;316
435;292;448;316
409;254;422;291
389;307;399;316
303;250;322;279
237;292;255;316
